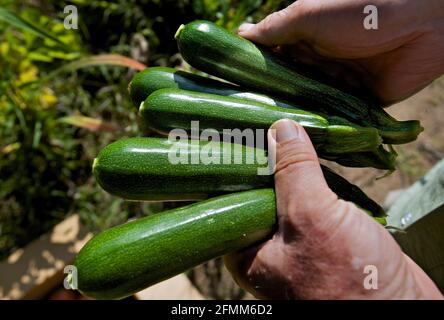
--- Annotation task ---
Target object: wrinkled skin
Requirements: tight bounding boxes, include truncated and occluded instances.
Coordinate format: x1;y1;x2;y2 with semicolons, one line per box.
237;0;444;105
225;0;444;299
225;120;443;299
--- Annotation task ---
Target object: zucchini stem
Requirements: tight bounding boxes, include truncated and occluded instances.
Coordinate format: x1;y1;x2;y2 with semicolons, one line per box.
174;24;185;39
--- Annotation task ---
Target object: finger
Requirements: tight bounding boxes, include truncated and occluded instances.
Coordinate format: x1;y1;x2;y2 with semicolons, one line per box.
223;242;270;298
269;119;337;222
223;245;261;278
238;0;423;60
238;2;314;46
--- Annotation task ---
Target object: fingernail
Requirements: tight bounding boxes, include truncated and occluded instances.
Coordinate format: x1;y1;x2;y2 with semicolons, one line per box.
238;23;254;34
270;119;300;142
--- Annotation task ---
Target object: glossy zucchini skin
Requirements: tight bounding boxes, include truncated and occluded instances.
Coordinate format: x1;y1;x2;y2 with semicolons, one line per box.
93;137;270;201
93;137;386;220
140;88;382;155
175;21;422;144
322;166;385;217
75;189;277;299
129;67;243;106
325;146;397;171
129;66;311;111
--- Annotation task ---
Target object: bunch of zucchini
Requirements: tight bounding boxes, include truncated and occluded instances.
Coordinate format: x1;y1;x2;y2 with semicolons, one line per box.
73;21;421;299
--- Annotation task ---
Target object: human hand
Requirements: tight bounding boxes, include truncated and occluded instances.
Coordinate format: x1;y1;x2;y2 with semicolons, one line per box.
224;119;443;299
238;0;444;105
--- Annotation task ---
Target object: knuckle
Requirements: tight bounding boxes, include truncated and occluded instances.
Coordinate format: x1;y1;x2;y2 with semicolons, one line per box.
275;151;318;174
312;200;367;247
257;10;286;33
274;140;318;175
257;14;274;34
274;8;290;20
322;200;356;231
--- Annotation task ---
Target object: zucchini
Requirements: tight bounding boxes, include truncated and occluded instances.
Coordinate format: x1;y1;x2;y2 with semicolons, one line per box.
93;137;269;201
140;88;382;156
93;137;386;220
322;166;385;217
129;66;312;111
175;21;422;144
129;67;244;106
325;146;397;171
74;189;277;299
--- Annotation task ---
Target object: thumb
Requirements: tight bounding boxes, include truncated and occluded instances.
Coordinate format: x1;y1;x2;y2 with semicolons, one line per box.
238;2;314;46
269;119;337;219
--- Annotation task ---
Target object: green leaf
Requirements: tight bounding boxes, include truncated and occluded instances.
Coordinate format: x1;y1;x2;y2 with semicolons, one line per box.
27;52;55;63
0;8;69;48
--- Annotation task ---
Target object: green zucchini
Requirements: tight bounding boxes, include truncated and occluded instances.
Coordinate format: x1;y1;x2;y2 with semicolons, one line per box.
140;88;382;156
129;66;312;111
175;20;422;144
93;137;386;220
325;146;397;171
74;189;277;299
93;137;269;201
129;67;244;107
322;166;385;217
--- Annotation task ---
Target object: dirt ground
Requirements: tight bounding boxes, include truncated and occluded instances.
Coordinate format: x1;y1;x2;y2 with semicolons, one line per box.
325;77;444;204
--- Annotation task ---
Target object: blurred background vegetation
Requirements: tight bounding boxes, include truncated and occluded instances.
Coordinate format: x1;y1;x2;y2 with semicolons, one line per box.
0;0;292;268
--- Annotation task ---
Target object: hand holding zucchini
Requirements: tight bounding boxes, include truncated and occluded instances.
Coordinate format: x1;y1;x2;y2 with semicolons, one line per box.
78;137;387;299
75;19;427;299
